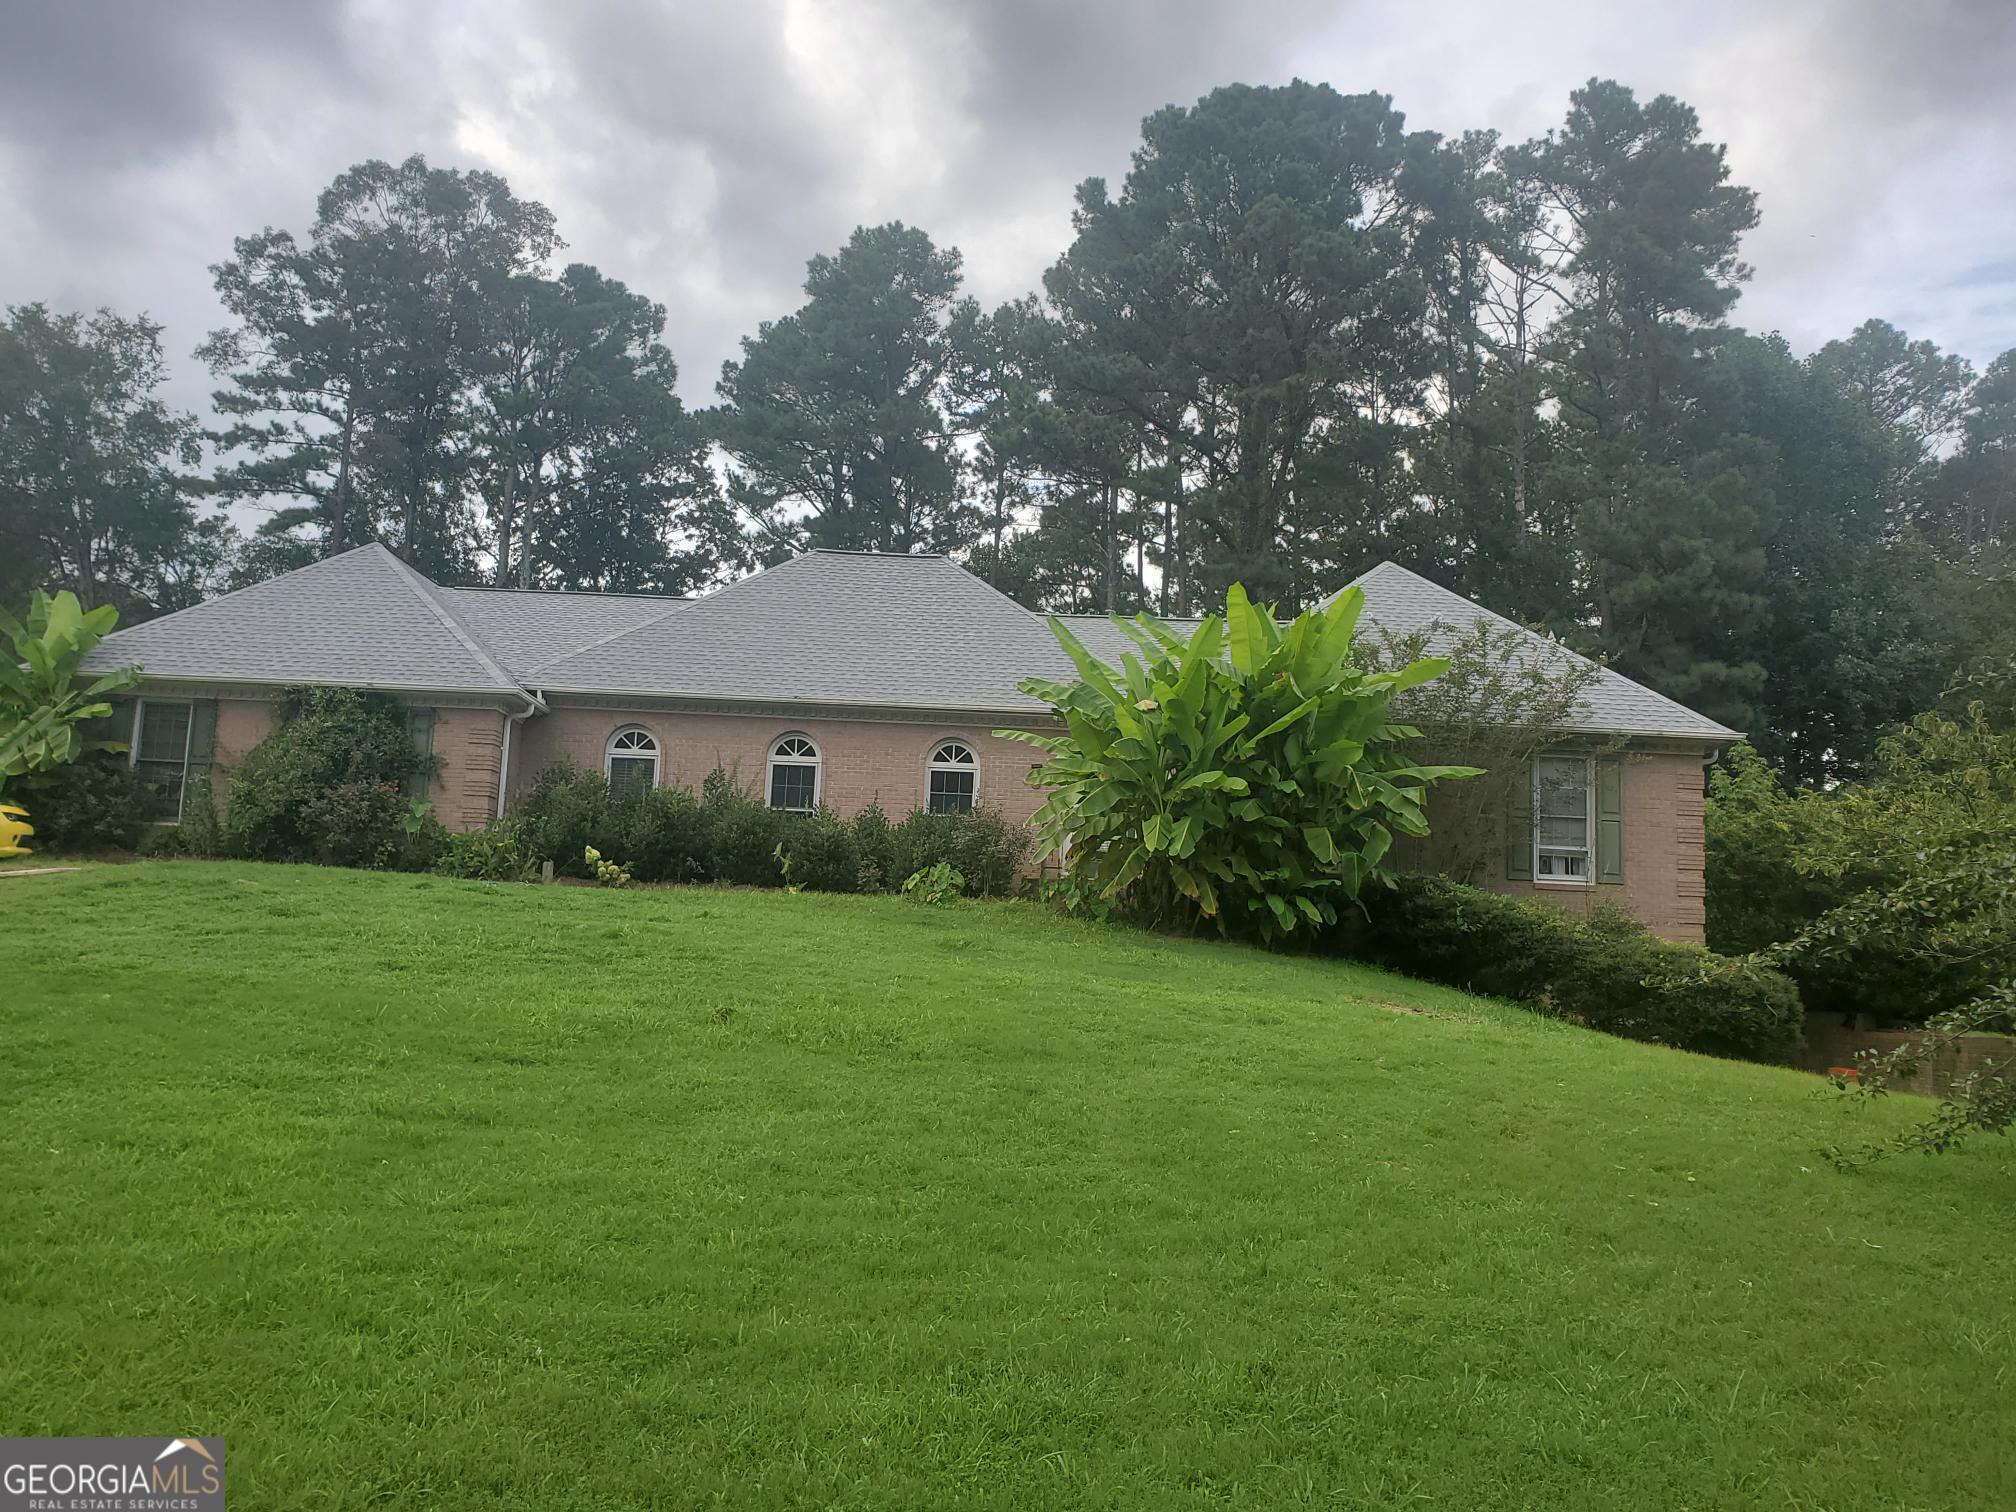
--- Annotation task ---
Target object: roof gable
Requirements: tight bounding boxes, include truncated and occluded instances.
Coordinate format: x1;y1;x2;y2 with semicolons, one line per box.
1333;561;1739;741
526;550;1073;711
83;543;524;697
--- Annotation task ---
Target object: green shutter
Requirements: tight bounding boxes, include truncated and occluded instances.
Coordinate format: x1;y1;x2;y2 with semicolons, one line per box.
90;698;138;755
1506;761;1534;881
186;699;218;779
1596;757;1624;884
405;706;437;799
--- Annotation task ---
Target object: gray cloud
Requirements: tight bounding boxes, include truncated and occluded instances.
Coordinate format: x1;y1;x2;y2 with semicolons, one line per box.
0;0;2011;449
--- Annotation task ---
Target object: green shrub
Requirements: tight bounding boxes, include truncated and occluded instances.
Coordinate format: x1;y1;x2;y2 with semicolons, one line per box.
227;687;436;866
293;780;412;870
1009;584;1477;942
1335;873;1574;1004
509;761;1035;898
434;819;538;882
696;770;787;887
851;803;899;891
8;752;148;852
888;806;1030;897
776;808;862;893
1555;926;1804;1063
622;785;708;883
1338;872;1803;1063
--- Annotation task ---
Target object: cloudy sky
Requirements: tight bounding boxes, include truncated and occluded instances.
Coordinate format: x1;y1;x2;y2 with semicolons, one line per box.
3;0;2013;428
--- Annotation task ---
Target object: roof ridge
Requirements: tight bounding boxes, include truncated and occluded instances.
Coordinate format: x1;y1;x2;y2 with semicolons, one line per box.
375;548;526;695
448;585;688;602
809;547;949;559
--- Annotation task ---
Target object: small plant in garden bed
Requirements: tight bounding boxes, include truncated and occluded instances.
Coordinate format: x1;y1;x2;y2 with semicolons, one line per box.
901;861;965;904
584;845;631;887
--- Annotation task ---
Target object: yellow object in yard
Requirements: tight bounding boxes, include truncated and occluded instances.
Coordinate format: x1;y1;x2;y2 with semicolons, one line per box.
0;803;33;858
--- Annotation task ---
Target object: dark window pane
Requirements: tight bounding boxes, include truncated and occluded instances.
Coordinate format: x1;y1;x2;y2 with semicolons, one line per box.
769;762;816;811
928;769;975;815
134;702;192;823
134;761;186;822
608;756;655;796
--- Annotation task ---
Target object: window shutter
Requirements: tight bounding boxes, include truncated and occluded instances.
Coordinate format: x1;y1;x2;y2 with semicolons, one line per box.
1505;762;1534;881
186;699;218;779
92;698;138;754
405;706;437;799
1596;757;1624;884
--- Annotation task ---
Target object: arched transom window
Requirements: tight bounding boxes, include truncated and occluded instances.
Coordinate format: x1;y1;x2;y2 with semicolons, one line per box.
605;727;659;795
926;739;978;815
768;733;821;812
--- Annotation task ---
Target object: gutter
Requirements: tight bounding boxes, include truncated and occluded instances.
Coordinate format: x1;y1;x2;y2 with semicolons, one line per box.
496;688;546;820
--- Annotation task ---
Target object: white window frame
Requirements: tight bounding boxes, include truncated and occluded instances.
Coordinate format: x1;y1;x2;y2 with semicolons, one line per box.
767;733;822;812
604;726;660;794
925;738;979;815
129;697;194;825
1533;753;1595;887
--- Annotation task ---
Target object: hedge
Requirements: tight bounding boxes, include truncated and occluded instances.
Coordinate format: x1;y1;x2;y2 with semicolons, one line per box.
1333;873;1804;1064
507;762;1031;896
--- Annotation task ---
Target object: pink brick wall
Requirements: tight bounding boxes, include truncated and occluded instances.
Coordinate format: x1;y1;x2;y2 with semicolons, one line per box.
510;704;1052;826
430;706;507;831
212;699;276;771
200;698;505;834
1484;751;1708;943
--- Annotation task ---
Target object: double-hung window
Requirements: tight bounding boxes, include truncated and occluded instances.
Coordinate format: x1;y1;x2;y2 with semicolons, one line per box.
926;740;978;814
131;699;194;823
767;734;821;812
1532;755;1594;883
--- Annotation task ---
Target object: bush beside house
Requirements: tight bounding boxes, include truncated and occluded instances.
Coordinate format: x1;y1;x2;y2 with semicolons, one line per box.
507;762;1031;896
1335;873;1804;1063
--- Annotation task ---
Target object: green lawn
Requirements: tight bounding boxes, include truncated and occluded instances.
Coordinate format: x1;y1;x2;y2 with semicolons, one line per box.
6;863;2013;1509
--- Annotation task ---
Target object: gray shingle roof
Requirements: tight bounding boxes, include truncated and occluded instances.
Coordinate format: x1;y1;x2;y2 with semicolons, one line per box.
528;549;1073;712
440;586;682;678
82;543;525;696
81;543;1735;741
1328;561;1740;741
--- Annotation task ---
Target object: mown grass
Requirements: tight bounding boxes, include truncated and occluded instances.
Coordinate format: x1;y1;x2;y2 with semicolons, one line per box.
5;861;2013;1509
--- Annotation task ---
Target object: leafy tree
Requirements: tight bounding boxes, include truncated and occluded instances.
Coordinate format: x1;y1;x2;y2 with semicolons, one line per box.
204;154;559;580
1042;82;1433;606
472;264;738;593
0;305;212;619
1515;80;1768;728
714;223;976;557
1928;348;2016;551
1810;318;1973;461
1005;584;1477;941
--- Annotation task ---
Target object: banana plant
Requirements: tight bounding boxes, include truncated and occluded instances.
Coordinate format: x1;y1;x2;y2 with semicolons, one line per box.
0;589;140;792
1003;584;1480;942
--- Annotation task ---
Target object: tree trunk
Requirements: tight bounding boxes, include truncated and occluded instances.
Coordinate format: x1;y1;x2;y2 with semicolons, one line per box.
331;406;356;555
494;463;518;588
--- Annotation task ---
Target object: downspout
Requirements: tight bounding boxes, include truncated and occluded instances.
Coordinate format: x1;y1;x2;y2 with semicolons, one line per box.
497;689;546;820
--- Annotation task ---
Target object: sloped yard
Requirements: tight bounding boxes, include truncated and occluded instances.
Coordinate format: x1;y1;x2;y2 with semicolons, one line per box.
6;863;2013;1509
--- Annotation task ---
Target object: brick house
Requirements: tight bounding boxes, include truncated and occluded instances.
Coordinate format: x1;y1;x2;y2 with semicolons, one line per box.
82;543;1737;940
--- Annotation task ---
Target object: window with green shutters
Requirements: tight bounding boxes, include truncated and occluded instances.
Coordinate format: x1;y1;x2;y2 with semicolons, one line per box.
130;698;215;823
1508;753;1624;886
